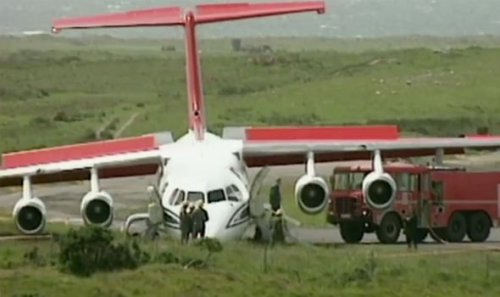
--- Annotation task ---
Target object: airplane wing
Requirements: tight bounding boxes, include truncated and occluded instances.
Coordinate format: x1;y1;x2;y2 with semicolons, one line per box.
0;132;173;187
222;126;500;167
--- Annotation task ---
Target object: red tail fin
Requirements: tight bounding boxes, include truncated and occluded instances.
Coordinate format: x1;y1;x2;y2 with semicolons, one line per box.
52;1;326;140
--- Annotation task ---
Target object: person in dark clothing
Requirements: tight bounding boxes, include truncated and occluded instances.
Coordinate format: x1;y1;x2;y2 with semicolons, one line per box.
404;208;419;250
187;203;196;240
269;178;282;213
192;200;209;239
179;202;192;244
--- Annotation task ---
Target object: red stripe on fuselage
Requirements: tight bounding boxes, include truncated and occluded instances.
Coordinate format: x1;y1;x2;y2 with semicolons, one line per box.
1;135;158;169
245;125;400;141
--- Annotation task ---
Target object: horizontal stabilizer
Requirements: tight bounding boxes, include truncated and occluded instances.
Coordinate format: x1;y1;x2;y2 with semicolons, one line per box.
1;132;172;169
223;125;400;141
52;7;183;31
195;1;325;24
52;1;324;31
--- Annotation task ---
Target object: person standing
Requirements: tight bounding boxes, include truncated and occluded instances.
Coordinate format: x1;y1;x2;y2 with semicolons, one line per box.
192;200;209;239
179;201;192;244
409;208;419;250
269;178;282;213
404;208;418;250
187;202;196;241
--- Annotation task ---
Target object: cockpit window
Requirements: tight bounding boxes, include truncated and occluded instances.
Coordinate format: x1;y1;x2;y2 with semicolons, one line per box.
208;189;226;203
170;188;185;206
226;184;242;201
187;192;204;203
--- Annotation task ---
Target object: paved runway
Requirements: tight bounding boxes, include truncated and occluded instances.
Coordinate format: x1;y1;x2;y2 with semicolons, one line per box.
2;159;500;249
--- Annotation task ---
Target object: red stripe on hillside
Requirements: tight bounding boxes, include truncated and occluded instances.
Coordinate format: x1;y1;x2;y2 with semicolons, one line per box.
2;135;158;169
245;125;400;141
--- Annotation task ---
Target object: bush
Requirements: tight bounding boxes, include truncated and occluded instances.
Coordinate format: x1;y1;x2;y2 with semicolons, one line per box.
57;226;150;277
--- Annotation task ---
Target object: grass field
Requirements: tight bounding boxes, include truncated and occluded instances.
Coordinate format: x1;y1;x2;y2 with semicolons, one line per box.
1;230;500;297
2;36;500;154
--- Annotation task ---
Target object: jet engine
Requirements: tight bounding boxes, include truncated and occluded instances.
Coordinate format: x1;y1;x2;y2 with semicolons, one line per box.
295;174;329;214
80;191;114;227
13;197;46;235
294;152;329;215
362;150;397;210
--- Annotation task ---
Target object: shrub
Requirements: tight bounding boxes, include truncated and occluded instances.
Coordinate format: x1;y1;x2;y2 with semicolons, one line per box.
57;226;150;277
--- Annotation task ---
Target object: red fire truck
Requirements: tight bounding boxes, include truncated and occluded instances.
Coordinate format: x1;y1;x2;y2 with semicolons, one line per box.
327;162;500;244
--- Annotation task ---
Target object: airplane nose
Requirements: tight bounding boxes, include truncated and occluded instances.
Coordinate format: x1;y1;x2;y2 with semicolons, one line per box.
204;202;238;240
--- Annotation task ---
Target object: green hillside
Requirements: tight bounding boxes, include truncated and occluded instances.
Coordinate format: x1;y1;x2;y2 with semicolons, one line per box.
2;37;500;153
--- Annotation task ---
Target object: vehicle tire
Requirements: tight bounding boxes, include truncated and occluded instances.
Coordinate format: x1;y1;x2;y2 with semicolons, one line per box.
376;212;401;244
467;212;491;242
446;212;466;242
415;229;428;243
339;221;364;243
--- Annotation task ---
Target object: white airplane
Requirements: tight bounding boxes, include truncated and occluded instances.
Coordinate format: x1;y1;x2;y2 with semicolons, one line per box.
2;1;500;241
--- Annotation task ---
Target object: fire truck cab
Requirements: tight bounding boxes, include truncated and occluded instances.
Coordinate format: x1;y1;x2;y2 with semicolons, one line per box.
327;162;500;244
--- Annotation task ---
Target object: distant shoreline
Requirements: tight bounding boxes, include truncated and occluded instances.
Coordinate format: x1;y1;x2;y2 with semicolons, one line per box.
2;34;500;53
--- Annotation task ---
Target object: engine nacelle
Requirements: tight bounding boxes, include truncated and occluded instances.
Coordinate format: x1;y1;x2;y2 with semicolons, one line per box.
362;171;396;210
13;197;46;235
295;174;329;215
80;191;114;227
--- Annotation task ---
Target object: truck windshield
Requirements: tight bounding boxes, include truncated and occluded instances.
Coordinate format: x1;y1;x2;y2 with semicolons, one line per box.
333;172;365;190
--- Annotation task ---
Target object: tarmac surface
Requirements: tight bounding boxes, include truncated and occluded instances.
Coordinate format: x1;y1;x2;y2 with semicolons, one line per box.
1;155;500;250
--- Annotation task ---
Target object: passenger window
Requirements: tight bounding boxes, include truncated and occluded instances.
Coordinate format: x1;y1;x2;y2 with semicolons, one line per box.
208;189;226;203
226;185;242;201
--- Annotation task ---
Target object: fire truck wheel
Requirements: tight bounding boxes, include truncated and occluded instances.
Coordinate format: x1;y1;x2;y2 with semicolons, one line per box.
339;222;364;243
467;212;491;242
446;212;466;242
376;212;401;244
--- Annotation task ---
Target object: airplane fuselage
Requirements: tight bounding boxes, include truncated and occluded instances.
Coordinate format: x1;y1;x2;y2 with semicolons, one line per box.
156;131;253;240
